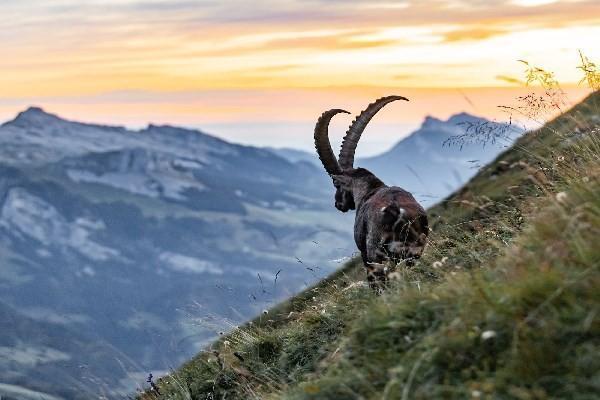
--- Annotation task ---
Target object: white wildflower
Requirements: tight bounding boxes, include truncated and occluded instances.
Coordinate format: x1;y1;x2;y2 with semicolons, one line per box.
481;330;497;341
555;191;568;204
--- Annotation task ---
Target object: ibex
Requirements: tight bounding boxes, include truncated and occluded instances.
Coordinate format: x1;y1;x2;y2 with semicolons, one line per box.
314;96;429;289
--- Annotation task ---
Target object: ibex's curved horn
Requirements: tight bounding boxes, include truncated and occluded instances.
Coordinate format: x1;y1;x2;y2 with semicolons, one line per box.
339;95;408;170
314;109;349;176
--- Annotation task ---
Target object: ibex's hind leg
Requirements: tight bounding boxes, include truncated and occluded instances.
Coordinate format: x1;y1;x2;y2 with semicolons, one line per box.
362;253;387;293
362;253;376;287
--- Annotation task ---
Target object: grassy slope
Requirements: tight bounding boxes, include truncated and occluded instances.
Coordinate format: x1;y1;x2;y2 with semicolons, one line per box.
140;91;599;400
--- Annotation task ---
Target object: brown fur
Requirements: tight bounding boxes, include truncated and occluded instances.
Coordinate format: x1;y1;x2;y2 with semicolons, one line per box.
333;168;428;290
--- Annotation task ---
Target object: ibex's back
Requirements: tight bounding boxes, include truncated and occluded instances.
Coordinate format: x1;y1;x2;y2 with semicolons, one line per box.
355;186;428;265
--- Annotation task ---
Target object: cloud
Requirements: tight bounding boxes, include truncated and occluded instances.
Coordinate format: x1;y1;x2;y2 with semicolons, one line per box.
443;27;508;42
0;0;598;99
511;0;559;6
262;35;398;51
2;1;595;30
392;74;416;81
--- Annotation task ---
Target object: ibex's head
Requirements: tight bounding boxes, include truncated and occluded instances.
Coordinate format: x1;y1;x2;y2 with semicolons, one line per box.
313;96;409;212
331;173;355;212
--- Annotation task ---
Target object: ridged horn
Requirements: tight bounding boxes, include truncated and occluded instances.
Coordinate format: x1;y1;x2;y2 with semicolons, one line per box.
314;108;350;176
339;95;408;169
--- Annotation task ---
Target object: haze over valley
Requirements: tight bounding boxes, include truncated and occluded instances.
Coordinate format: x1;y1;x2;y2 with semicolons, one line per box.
0;106;521;397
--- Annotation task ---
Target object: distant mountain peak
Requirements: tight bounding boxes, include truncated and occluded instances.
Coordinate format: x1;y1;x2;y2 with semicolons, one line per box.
3;107;130;133
19;106;57;119
446;112;483;124
422;112;481;128
422;115;442;126
6;106;62;127
24;106;45;114
451;111;476;119
415;113;487;137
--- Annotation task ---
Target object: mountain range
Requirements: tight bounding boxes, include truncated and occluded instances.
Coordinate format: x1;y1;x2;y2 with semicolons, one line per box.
0;108;353;398
270;113;523;206
0;107;521;399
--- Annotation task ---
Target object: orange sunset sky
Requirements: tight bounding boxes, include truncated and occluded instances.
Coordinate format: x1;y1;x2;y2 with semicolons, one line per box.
1;0;598;155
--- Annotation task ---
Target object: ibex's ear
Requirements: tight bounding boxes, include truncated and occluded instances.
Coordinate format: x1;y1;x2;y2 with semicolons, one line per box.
331;174;352;188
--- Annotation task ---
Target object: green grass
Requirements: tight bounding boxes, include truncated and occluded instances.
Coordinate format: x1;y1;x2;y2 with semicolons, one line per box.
139;90;599;400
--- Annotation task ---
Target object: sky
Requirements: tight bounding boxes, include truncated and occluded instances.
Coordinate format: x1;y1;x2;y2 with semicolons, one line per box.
1;0;598;155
